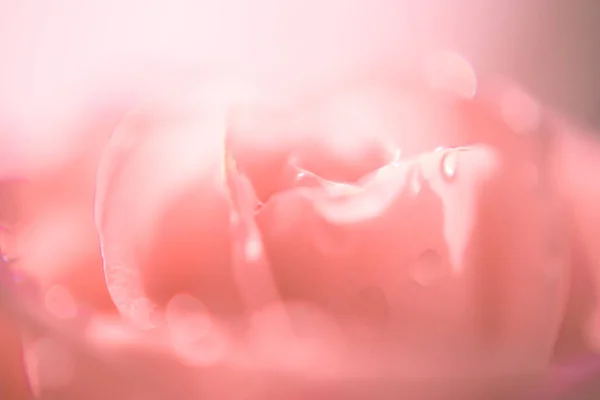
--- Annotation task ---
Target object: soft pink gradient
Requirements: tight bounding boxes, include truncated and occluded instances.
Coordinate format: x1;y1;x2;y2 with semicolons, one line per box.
1;1;600;399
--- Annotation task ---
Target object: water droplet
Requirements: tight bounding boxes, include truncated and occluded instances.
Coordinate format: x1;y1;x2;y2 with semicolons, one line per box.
412;249;444;286
292;168;322;189
434;146;445;153
408;165;424;195
440;151;458;181
296;171;306;180
44;285;77;320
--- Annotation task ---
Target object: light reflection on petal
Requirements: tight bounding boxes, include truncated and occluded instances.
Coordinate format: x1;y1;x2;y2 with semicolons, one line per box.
94;89;231;327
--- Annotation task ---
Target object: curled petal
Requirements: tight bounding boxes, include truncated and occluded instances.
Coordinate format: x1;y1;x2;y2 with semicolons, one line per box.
257;142;570;370
94;90;238;327
93;76;572;379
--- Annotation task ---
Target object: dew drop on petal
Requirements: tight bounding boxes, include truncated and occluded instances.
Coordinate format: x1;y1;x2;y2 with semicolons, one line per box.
44;284;77;320
440;150;458;181
293;168;324;189
411;249;444;286
166;293;228;366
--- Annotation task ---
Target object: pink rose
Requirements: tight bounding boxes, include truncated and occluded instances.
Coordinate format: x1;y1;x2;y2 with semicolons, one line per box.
3;54;600;400
86;66;571;397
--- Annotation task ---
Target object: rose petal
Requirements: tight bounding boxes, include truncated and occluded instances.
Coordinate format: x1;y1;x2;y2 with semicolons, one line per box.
94;90;241;326
258;141;569;370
